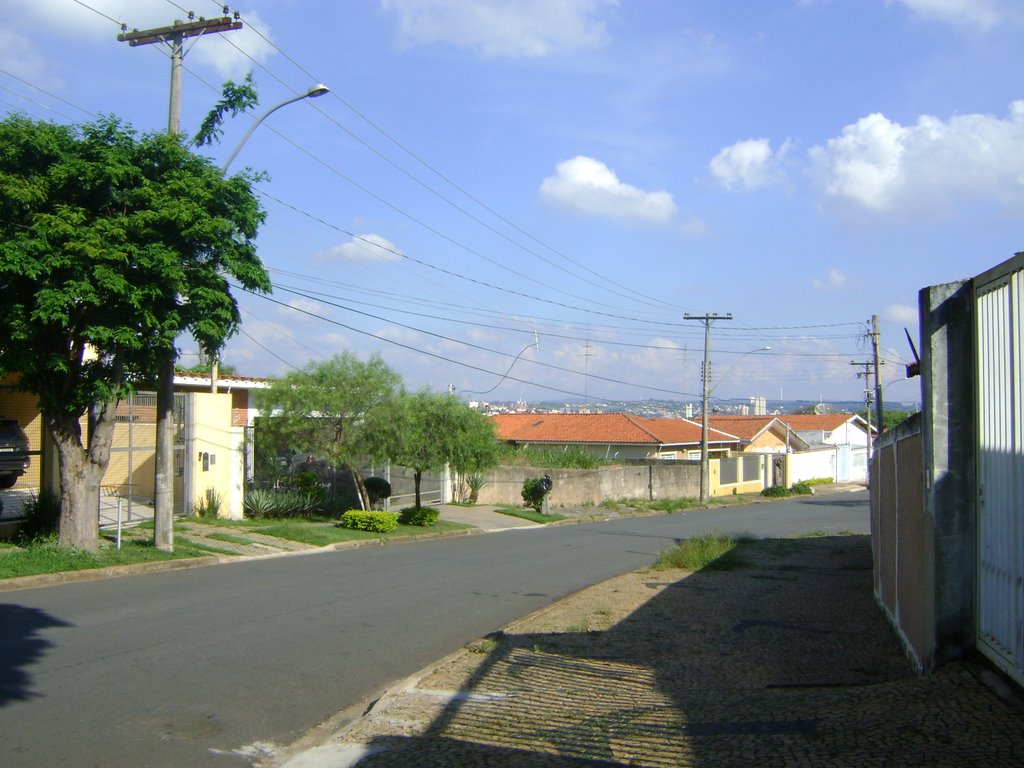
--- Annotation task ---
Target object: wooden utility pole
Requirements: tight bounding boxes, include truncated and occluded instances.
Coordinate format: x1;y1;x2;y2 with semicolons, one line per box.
118;15;242;551
685;312;732;504
871;314;884;437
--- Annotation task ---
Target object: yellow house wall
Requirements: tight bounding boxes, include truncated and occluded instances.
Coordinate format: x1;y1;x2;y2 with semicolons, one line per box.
746;432;786;452
192;392;245;519
710;455;767;496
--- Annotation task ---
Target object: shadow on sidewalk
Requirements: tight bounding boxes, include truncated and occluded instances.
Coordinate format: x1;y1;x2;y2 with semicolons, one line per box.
342;536;1024;767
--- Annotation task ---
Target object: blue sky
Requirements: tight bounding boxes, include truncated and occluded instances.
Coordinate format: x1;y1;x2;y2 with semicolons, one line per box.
4;0;1023;408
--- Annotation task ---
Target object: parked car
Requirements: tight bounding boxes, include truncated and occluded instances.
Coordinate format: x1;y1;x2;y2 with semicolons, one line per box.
0;419;30;489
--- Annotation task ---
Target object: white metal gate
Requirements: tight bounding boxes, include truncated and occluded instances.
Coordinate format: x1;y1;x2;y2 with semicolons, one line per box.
976;254;1024;684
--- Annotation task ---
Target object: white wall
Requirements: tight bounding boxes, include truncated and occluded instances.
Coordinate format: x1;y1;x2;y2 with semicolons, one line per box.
787;448;838;483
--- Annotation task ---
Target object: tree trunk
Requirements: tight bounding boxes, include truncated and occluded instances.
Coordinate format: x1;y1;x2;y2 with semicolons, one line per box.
352;468;370;511
414;468;422;509
48;400;118;553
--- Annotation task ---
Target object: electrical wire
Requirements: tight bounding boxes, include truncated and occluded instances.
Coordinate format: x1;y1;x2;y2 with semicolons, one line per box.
213;1;680;313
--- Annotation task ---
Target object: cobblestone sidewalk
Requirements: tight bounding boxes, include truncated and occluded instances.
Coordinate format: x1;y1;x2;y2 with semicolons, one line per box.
270;535;1024;767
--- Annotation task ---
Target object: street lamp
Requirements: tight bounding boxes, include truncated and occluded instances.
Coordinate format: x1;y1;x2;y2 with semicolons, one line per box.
204;83;330;396
698;345;770;505
221;83;330;173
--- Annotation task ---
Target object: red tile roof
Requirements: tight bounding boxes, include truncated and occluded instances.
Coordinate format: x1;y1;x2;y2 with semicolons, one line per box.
707;415;778;441
776;413;862;432
491;413;738;446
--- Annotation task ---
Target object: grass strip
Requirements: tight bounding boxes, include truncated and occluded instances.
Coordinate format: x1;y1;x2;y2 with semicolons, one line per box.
653;533;750;572
493;507;567;524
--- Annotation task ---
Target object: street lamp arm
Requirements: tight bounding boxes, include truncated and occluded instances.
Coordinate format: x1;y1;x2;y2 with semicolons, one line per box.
707;346;771;398
221;83;329;174
460;333;540;398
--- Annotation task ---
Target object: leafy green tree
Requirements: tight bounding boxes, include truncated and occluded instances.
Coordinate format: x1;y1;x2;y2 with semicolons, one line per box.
0;115;270;551
255;353;403;509
379;391;499;509
858;409;912;432
179;361;238;376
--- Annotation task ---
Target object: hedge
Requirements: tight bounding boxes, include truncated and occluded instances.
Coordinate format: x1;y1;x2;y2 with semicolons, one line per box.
338;510;399;533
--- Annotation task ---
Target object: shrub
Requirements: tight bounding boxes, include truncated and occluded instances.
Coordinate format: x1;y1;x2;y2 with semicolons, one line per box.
500;444;602;469
464;473;487;503
521;477;551;513
321;492;360;519
338;509;398;533
290;471;325;504
761;484;791;498
193;489;222;518
399;506;440;526
364;476;392;506
244;488;319;518
16;491;60;542
790;481;814;495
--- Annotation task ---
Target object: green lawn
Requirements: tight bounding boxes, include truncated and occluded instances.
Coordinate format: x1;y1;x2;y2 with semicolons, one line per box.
0;516;475;580
493;507;568;523
0;536;215;580
186;516;473;546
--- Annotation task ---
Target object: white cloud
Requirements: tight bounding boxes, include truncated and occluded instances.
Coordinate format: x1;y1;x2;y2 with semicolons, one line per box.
884;303;919;323
315;234;403;262
381;0;616;57
539;156;677;223
679;215;709;238
190;12;277;80
709;138;790;190
892;0;1008;30
283;298;329;319
629;338;682;374
809;102;1024;214
811;268;848;290
0;31;62;92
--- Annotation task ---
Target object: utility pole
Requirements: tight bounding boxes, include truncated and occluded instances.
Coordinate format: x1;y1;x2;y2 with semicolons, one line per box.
685;312;732;504
870;314;884;437
850;360;878;477
581;340;592;411
118;14;242;551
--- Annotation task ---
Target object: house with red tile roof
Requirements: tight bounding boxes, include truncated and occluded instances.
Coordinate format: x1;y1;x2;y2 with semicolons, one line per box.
774;412;872;484
707;416;811;454
491;412;741;460
777;413;873;448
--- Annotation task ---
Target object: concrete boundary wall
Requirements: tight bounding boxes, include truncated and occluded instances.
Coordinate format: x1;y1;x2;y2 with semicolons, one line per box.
472;461;702;507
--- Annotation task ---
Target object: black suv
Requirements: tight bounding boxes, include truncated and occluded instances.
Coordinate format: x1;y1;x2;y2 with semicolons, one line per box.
0;419;30;489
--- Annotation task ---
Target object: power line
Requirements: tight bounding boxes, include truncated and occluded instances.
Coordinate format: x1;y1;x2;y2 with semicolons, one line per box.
239;284;705;400
256;190;691;327
214;3;678;313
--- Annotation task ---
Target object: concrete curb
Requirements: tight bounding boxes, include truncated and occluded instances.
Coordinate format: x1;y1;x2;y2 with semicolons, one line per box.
0;520;512;593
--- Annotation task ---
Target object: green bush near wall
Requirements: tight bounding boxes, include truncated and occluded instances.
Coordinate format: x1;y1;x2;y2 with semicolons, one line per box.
398;506;440;526
338;510;399;533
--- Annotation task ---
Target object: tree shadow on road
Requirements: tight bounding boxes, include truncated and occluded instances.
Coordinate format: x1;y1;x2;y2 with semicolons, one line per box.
0;603;72;707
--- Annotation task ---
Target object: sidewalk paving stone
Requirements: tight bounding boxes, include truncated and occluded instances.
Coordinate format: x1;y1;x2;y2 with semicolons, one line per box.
270;534;1024;768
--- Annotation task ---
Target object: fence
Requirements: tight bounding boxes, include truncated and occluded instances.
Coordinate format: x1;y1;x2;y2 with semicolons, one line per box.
871;412;927;670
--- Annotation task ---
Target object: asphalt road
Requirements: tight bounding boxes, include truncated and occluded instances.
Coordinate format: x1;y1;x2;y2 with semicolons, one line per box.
0;491;868;767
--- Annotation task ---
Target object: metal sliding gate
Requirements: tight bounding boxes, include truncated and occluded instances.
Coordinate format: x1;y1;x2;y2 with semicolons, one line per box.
975;254;1024;685
98;392;192;527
